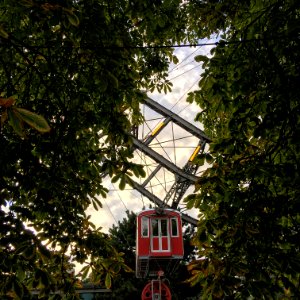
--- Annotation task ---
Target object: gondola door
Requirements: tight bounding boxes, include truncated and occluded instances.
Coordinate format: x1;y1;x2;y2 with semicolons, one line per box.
151;218;170;253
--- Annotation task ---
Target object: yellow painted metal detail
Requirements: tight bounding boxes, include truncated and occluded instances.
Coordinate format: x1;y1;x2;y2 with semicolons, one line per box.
151;122;165;136
189;145;201;162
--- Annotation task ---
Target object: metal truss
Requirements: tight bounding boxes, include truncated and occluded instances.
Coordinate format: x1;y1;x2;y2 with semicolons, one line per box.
131;97;211;225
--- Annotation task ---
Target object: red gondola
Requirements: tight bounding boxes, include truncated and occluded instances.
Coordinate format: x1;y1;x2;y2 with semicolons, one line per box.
136;208;184;279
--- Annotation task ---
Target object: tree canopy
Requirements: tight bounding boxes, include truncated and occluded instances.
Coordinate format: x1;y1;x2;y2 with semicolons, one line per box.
1;0;300;299
0;0;189;298
185;0;300;298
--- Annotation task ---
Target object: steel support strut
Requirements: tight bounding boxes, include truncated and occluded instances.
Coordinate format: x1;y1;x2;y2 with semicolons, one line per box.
142;97;211;142
132;181;198;226
132;97;211;221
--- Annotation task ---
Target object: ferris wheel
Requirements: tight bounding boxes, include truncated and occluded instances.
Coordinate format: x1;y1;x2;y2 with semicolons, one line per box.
95;46;213;299
129;96;211;300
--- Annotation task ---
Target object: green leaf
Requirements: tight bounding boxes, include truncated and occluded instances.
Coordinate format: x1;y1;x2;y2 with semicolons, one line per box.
8;108;25;137
65;10;80;27
111;174;121;183
107;71;119;89
80;265;90;280
91;196;102;209
105;273;112;289
22;244;36;260
19;0;34;8
205;153;214;164
136;165;146;178
186;196;196;209
157;17;165;28
0;26;9;39
16;266;26;281
99;189;107;198
125;174;134;187
12;279;24;299
1;109;8;126
193;153;206;166
110;263;121;274
132;165;140;177
194;55;209;63
38;245;52;261
119;175;126;190
13;107;50;133
172;55;179;64
39;270;49;287
92;199;99;211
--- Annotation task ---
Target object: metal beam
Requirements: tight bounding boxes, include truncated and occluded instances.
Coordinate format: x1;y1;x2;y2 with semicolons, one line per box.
141;165;162;187
143;97;211;142
132;137;199;183
132;181;198;226
143;117;171;145
164;141;207;209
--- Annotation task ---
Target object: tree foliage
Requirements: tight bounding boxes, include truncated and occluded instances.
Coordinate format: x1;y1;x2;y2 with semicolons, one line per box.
2;0;299;298
185;0;300;298
0;0;189;298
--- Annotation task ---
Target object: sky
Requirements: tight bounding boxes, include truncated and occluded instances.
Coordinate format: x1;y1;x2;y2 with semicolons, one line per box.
87;43;215;233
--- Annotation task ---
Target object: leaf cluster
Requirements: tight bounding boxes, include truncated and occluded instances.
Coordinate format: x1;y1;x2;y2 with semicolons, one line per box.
0;0;191;298
184;0;300;298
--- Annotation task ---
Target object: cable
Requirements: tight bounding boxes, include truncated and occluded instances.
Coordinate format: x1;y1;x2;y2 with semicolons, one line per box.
135;150;157;195
141;102;189;165
168;64;202;81
144;117;164;122
103;198;132;251
10;37;287;50
111;183;128;211
142;116;174;163
170;76;200;112
169;46;202;74
150;135;195;146
169;57;201;74
150;146;198;148
176;79;199;115
107;179;176;192
135;149;171;195
134;150;165;197
103;198;119;224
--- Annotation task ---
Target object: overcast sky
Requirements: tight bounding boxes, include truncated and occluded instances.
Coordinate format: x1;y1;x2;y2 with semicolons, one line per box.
87;43;215;233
